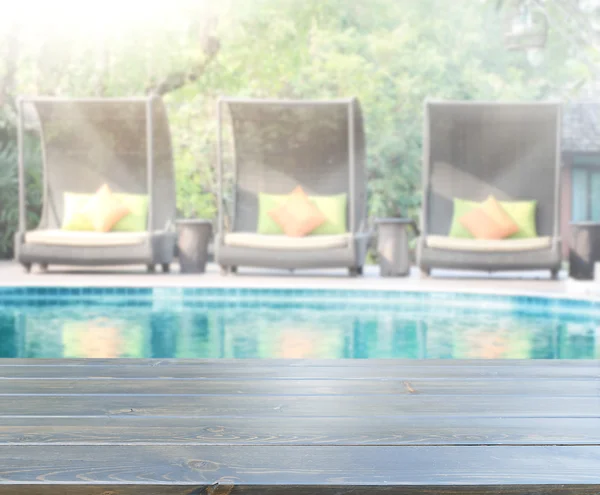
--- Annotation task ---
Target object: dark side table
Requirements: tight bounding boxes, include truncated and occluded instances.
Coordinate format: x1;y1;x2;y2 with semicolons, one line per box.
569;221;600;280
375;218;419;277
176;219;213;274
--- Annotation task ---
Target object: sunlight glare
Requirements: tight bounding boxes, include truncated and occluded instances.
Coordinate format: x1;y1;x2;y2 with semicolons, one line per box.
3;0;202;36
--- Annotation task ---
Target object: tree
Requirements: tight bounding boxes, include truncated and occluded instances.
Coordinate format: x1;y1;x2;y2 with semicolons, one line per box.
0;0;589;259
175;0;582;223
0;1;224;257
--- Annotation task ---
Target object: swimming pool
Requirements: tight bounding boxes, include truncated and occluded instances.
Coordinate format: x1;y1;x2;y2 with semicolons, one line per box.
0;287;598;359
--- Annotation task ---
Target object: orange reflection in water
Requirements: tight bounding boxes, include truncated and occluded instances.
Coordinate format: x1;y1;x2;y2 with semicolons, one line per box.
464;330;509;359
278;329;318;358
64;318;123;358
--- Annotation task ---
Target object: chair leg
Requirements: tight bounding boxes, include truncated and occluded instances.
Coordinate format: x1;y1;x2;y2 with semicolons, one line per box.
220;265;230;276
348;267;360;277
39;264;48;273
420;268;430;278
550;268;559;280
231;266;238;274
22;263;31;274
161;263;170;273
147;264;156;273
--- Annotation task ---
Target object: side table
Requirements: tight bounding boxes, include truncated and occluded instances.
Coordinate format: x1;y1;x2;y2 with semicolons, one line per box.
569;221;600;280
176;219;213;274
375;218;419;277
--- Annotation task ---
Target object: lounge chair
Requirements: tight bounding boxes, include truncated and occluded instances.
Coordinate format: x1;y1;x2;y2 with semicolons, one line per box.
214;98;370;276
417;100;562;278
14;96;177;273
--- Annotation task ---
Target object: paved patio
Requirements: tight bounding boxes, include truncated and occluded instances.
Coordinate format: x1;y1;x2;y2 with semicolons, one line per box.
1;260;598;300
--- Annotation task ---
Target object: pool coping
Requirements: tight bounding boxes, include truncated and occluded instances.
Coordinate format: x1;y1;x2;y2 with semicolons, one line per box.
1;285;600;321
2;261;600;305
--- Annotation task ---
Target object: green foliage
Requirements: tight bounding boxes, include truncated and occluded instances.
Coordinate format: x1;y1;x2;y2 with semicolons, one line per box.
0;139;43;258
166;94;218;220
2;0;592;233
181;0;582;225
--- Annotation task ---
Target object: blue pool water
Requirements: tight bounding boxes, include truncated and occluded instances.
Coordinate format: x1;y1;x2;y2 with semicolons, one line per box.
0;287;598;359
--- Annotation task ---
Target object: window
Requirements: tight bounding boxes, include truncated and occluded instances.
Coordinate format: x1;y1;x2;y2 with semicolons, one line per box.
571;155;600;221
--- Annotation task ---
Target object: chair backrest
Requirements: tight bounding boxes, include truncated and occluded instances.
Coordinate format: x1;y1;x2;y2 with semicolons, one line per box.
221;99;366;233
422;101;561;237
27;97;176;231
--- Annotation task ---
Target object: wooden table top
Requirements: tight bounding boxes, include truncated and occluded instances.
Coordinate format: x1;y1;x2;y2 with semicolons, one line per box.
0;358;599;494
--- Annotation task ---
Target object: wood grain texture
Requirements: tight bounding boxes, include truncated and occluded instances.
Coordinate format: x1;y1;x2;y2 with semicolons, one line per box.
0;416;598;445
10;486;600;495
2;394;598;417
1;445;600;484
0;359;599;493
0;378;597;396
1;364;598;379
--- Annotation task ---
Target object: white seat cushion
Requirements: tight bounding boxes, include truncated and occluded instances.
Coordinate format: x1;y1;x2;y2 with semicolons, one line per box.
426;235;552;252
224;233;350;250
25;230;148;247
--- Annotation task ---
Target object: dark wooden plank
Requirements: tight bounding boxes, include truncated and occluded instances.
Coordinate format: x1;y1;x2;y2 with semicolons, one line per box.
8;486;600;495
0;378;597;396
0;416;598;445
1;394;597;417
1;364;598;379
0;360;598;493
1;445;600;484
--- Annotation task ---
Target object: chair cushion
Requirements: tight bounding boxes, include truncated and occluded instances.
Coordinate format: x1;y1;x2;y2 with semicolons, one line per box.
268;186;327;237
258;192;347;235
426;235;552;252
25;230;148;247
224;233;350;250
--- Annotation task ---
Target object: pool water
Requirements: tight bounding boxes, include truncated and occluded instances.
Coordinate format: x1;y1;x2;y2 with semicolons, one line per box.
1;288;599;359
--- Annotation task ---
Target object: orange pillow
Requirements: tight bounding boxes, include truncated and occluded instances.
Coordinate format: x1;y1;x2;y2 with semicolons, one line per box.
458;208;504;240
268;186;326;237
82;184;131;233
480;196;519;238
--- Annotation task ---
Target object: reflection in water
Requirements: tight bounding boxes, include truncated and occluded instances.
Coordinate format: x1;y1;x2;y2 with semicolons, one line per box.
0;313;17;358
461;329;517;359
0;304;598;359
63;319;123;358
150;313;178;358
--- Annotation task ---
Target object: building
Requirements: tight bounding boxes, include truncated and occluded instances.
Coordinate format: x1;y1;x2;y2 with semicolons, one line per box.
561;101;600;257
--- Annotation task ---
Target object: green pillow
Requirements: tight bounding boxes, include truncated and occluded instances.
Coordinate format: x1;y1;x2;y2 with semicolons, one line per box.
257;194;286;235
448;197;537;239
499;200;537;239
61;192;149;232
62;193;94;231
310;194;347;235
448;198;478;238
111;193;149;232
257;192;347;235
